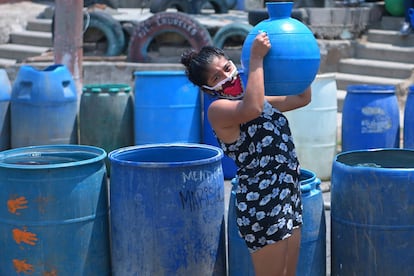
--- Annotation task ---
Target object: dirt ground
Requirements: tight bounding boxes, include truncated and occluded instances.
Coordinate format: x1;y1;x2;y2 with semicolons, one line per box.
0;1;50;44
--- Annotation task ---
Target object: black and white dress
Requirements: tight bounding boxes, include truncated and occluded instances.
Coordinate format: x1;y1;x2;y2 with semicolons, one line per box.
218;100;303;253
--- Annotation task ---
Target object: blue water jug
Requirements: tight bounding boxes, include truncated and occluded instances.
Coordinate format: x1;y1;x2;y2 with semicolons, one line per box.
241;2;320;96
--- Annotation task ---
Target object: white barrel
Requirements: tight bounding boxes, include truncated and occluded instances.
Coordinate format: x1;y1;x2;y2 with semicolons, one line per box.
284;73;338;180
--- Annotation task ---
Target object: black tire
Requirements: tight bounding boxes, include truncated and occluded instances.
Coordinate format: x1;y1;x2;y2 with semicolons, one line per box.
83;11;126;56
127;12;213;62
149;0;191;13
213;23;253;48
52;10;125;56
248;9;268;26
225;0;238;9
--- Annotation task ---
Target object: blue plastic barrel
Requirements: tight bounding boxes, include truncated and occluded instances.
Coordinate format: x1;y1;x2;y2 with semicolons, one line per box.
296;169;326;276
0;144;110;275
403;85;414;148
227;169;326;276
331;149;414;275
109;143;226;275
10;64;78;148
341;85;400;151
0;69;11;150
133;71;201;145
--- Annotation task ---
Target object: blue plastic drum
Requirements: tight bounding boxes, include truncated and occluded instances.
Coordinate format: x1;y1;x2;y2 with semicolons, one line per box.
403;85;414;149
331;149;414;275
10;65;78;148
0;144;110;275
0;69;11;150
341;84;400;151
109;143;226;275
134;71;201;145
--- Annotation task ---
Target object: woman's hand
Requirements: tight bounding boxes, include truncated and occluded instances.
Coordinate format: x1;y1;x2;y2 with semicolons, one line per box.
250;32;271;61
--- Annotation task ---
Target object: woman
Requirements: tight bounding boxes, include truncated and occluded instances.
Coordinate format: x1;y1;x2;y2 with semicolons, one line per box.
181;32;311;275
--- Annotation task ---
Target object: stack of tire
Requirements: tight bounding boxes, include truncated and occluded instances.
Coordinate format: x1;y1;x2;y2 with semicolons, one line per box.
52;10;126;57
149;0;236;14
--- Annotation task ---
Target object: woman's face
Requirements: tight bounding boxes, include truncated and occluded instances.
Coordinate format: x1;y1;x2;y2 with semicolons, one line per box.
205;56;236;87
202;56;245;100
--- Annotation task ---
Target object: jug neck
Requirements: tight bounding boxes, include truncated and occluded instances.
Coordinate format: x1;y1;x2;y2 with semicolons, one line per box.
266;2;293;19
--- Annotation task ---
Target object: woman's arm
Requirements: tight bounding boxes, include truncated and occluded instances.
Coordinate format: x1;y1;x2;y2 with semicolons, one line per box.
207;33;271;143
265;86;312;112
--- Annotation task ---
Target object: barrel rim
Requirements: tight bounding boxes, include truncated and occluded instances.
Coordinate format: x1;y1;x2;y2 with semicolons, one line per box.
108;143;224;168
133;70;186;77
346;84;396;94
334;148;414;170
0;144;107;169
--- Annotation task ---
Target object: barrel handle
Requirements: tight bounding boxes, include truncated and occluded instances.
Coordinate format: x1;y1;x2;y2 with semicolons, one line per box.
62;80;71;87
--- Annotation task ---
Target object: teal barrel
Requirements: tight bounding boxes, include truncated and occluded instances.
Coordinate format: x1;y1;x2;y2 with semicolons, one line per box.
0;69;11;150
108;143;226;275
331;149;414;275
403;85;414;148
0;144;110;276
10;64;78;148
79;84;134;173
227;169;326;275
341;84;400;151
133;71;201;145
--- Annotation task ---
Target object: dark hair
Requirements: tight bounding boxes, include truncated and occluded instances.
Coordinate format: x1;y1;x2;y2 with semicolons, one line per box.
180;46;229;87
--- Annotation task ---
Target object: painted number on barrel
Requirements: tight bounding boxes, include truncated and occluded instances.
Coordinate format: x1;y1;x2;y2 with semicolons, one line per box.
361;106;392;133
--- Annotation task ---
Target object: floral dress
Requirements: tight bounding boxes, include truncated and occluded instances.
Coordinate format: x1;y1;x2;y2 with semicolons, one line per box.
218;100;303;253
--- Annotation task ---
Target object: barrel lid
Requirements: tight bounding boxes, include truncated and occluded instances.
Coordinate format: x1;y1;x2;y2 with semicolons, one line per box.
83;84;131;94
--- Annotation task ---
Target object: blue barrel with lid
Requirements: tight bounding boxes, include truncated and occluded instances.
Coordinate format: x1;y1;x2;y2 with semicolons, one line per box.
341;84;400;151
0;144;110;275
0;69;11;150
134;71;201;145
10;64;78;148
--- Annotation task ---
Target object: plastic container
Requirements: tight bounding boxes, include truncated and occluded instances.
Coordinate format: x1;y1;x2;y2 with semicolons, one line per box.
403;85;414;149
227;169;326;276
331;149;414;275
0;144;110;275
0;69;11;150
108;143;226;275
79;84;134;173
341;84;400;151
134;71;202;145
10;64;78;148
241;2;320;96
285;73;337;180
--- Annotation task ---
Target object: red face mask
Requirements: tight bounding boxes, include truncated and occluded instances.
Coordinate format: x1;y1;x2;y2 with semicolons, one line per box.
202;63;245;100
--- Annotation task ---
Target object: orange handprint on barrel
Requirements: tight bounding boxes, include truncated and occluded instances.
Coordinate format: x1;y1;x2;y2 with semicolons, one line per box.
12;228;38;246
13;259;34;274
7;196;28;215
